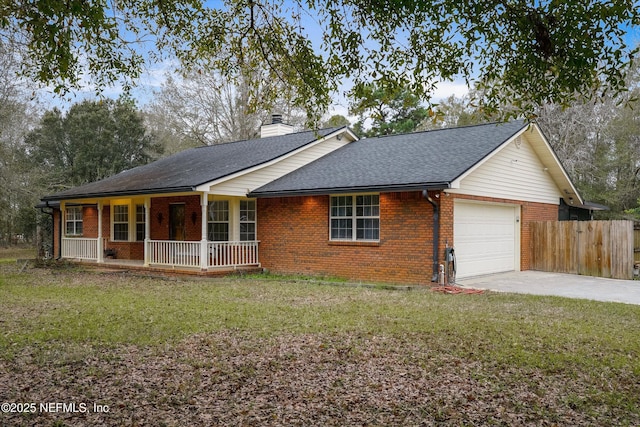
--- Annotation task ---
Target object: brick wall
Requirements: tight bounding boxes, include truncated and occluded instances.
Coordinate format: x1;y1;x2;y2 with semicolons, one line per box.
257;191;436;284
104;241;144;260
82;205;99;238
257;191;559;284
150;195;203;241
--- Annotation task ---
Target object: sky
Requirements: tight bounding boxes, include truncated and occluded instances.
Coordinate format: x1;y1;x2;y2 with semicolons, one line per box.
35;0;472;122
35;0;640;123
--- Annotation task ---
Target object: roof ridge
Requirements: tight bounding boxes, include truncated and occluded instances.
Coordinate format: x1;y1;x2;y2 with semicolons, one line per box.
369;120;523;141
190;126;344;149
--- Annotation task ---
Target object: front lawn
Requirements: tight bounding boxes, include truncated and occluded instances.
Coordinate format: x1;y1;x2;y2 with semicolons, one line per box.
1;254;639;426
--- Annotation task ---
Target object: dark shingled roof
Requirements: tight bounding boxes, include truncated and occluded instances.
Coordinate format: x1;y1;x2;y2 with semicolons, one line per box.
250;121;527;197
41;127;342;201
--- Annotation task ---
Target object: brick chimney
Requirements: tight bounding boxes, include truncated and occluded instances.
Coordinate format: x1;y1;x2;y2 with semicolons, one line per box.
260;114;294;138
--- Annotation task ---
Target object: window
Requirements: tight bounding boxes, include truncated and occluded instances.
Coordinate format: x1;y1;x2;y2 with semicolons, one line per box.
355;195;380;240
240;200;256;241
136;205;145;241
113;205;129;241
65;207;83;236
208;200;229;241
330;195;379;241
330;196;353;239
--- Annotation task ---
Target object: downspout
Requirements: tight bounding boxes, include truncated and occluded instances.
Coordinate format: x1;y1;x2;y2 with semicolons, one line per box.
422;190;439;282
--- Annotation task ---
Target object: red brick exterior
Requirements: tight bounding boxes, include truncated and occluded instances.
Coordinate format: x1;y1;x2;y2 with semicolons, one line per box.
82;205;99;238
52;191;558;281
258;191;559;284
150;195;203;241
258;192;436;284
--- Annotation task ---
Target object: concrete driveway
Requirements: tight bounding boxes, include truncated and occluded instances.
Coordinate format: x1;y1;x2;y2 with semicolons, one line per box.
456;271;640;305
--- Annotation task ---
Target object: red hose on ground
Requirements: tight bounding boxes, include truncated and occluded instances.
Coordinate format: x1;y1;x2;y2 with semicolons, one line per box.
430;285;484;295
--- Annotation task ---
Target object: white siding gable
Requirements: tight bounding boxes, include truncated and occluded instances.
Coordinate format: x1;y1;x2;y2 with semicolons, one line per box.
447;133;563;205
203;134;351;196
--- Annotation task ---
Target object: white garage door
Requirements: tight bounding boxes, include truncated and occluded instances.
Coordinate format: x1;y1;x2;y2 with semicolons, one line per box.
454;201;520;279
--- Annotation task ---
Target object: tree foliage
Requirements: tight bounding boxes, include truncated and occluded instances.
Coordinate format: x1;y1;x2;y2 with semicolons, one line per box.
25;98;162;191
0;41;41;245
349;83;428;137
418;94;490;130
322;114;350;128
146;68;307;154
2;1;639;123
536;61;640;218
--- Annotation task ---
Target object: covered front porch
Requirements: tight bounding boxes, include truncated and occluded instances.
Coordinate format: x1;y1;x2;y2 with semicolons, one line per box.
61;238;260;270
58;192;260;272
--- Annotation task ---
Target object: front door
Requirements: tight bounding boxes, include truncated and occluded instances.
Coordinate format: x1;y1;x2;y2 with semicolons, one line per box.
169;204;186;241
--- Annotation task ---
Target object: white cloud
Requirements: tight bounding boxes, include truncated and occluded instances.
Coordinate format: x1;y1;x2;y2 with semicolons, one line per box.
431;80;470;102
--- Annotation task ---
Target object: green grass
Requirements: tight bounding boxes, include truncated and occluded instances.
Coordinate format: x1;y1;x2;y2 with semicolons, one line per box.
2;249;640;425
0;245;35;264
2;263;639;372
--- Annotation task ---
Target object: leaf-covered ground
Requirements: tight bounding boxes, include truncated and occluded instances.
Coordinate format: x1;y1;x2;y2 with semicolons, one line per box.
3;332;638;426
1;260;639;426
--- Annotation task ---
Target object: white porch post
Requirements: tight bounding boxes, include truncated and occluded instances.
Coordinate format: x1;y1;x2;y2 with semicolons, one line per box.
200;192;209;271
60;201;65;259
144;197;151;267
97;201;104;263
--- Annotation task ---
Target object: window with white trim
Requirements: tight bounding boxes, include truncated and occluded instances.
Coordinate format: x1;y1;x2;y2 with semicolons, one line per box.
208;200;229;241
65;206;83;236
135;204;145;241
330;194;380;241
239;200;256;241
113;205;129;241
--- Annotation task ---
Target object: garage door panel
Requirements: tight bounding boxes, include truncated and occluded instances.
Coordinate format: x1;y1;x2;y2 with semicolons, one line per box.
454;201;519;279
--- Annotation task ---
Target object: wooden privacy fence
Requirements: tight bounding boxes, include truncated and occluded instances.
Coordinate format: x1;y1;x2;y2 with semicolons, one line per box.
530;220;634;280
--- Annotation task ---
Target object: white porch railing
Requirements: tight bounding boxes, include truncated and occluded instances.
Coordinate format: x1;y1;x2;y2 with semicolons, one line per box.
208;241;259;268
147;240;202;268
147;240;259;269
61;237;99;260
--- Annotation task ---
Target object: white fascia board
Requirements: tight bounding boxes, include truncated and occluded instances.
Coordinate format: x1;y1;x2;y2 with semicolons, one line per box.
527;123;584;205
449;123;583;205
194;128;357;193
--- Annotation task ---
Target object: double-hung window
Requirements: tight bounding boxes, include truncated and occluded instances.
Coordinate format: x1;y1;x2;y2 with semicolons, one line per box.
208;201;229;241
239;200;256;241
113;205;129;241
65;207;83;236
330;194;380;241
